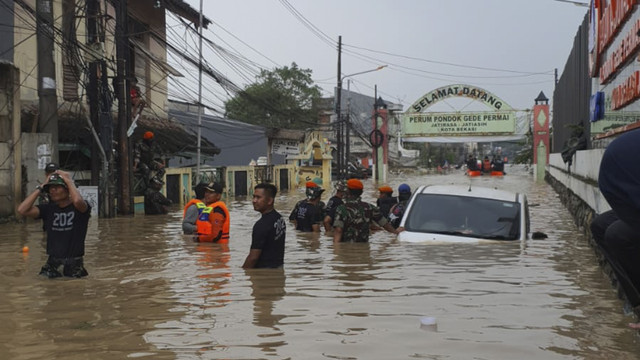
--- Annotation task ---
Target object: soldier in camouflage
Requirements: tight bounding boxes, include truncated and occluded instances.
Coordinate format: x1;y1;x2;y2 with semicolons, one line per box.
333;179;397;243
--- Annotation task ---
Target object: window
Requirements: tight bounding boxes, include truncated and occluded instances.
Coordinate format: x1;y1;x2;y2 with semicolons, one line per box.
405;194;520;240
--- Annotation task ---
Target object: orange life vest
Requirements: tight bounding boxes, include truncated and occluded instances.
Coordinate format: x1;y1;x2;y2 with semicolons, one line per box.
483;159;491;172
183;199;206;218
196;201;230;243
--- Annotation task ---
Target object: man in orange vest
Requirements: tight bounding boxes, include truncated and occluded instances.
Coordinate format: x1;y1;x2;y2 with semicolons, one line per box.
183;182;211;234
195;182;230;243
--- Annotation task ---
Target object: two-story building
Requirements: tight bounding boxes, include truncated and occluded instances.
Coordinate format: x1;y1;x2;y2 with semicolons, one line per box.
0;0;220;217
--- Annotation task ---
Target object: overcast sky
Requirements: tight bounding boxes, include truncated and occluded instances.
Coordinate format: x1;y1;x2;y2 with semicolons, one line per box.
172;0;589;114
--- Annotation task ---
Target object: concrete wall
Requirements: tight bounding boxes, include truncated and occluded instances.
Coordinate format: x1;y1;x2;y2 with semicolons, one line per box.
0;64;21;221
21;133;54;196
546;148;634;315
548;149;610;219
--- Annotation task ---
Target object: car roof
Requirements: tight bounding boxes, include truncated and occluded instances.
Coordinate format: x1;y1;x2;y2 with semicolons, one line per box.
415;184;520;203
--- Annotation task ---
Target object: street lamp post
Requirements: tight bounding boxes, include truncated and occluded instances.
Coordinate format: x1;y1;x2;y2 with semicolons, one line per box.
335;65;387;179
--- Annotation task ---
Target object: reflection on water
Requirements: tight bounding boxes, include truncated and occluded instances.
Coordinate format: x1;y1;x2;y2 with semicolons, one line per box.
1;165;640;359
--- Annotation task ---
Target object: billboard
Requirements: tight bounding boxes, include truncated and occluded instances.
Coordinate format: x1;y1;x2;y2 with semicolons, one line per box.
402;111;516;136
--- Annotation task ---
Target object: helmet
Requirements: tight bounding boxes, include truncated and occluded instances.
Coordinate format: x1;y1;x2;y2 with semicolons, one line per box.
398;183;411;194
143;131;154;140
305;186;325;200
43;173;67;191
334;181;347;192
44;162;59;174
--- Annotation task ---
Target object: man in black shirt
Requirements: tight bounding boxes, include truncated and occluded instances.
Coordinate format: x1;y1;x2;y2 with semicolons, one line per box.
243;183;286;269
376;185;398;220
18;171;91;278
289;181;325;232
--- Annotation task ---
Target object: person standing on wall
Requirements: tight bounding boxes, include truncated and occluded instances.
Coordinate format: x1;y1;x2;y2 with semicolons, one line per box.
133;131;165;187
243;183;286;269
144;176;172;215
18;171;91;278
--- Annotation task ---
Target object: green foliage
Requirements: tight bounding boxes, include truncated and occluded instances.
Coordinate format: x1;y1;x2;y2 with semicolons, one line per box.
224;63;322;129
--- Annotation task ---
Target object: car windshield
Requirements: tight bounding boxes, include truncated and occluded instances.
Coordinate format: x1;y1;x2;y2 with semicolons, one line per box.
404;193;520;240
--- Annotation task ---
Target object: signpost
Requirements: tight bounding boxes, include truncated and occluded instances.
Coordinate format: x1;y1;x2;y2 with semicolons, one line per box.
271;140;300;155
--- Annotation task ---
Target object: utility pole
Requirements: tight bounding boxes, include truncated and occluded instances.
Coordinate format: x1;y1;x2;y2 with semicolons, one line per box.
345;79;351;177
374;85;378;181
195;0;204;183
87;0;114;217
36;0;58;162
335;35;343;179
116;0;132;214
87;0;99;185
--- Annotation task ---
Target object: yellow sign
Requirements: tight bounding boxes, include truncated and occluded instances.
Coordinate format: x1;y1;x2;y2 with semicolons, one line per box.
402;112;516;136
409;84;513;113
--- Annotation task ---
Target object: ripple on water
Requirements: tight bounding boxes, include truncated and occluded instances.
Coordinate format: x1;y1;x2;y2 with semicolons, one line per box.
2;166;640;359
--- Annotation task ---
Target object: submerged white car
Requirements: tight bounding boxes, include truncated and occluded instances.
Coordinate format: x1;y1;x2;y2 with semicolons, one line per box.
397;185;529;243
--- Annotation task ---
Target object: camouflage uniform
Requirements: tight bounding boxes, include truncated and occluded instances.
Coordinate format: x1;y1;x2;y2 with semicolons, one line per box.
333;197;388;242
144;186;172;215
134;139;165;186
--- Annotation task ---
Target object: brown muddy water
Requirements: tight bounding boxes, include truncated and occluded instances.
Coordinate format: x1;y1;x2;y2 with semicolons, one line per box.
1;165;639;359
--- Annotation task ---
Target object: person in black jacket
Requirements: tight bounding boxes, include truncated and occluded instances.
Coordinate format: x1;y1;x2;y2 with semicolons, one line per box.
590;129;640;329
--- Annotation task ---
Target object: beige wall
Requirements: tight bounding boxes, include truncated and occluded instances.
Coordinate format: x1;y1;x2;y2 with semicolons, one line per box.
14;0;45;103
0;64;22;219
127;1;169;118
13;0;169;118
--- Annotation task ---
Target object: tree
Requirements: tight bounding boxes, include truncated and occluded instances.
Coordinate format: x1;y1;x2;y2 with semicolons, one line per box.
224;63;322;129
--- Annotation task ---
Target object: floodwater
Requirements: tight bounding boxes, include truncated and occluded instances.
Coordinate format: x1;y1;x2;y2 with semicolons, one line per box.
1;165;639;360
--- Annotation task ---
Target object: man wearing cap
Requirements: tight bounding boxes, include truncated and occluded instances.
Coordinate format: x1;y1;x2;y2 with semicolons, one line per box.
195;182;230;243
182;182;210;234
389;183;412;229
144;176;172;215
289;181;325;232
18;170;91;278
38;162;60;205
333;179;397;243
323;181;347;232
133;131;165;187
376;185;398;220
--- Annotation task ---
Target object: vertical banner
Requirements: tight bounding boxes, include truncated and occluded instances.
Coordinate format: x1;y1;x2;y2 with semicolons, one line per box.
533;103;550;165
